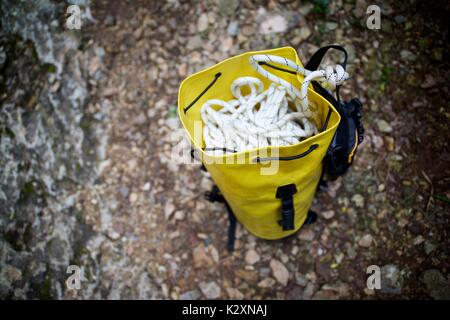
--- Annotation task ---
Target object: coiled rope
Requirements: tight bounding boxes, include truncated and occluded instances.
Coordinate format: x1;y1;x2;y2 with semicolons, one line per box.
201;54;349;155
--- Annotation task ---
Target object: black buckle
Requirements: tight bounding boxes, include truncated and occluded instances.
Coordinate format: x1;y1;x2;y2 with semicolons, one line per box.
276;184;297;231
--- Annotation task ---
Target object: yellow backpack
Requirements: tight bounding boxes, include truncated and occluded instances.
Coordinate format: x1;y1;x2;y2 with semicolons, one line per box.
177;45;363;250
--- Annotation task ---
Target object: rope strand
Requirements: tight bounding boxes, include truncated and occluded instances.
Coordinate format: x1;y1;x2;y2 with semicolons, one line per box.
201;54;349;155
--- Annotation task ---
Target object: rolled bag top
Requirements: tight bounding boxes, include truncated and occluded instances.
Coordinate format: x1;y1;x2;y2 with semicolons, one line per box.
177;47;341;239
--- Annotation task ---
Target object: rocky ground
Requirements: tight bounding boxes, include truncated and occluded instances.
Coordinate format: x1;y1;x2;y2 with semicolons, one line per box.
1;0;449;299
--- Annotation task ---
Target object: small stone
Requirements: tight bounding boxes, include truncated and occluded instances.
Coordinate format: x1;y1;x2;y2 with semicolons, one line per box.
346;245;357;260
295;272;308;287
422;269;450;299
291;246;299;256
334;252;344;264
133;27;143;40
376;119;393;133
421;74;437;89
197;233;208;240
424;241;436;255
322;210;335;220
241;25;255;37
49;81;60;93
164;201;175;220
197;13;209;32
303;282;315;299
187;35;203;50
236;270;258;283
315;261;333;281
199;281;221;299
299;3;314;15
384;136;395;152
413;235;425;246
192;243;215;268
107;229;121;240
351;194;365;208
226;288;244;299
398;218;408;228
372;134;384;149
119;186;129;198
4;266;22;282
394;15;407;24
179;289;201;300
220;37;234;52
227;21;239;37
142;182;151;191
298;228;315;241
364;287;376;296
400;49;417;62
259;267;271;278
358;234;373;247
319;282;350;298
104;14;116;26
325;22;338;31
298;26;311;41
169;231;180;239
177;63;188;77
129;192;138;203
259;15;288;34
219;0;239;17
270;259;289;286
209;245;220;264
174;210;185;220
431;47;443;62
257;277;276;288
165;118;179;130
245;249;260;265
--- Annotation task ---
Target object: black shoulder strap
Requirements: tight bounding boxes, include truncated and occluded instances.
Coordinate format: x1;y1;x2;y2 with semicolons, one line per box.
304;45;349;128
304;44;348;71
305;45;364;180
205;186;236;252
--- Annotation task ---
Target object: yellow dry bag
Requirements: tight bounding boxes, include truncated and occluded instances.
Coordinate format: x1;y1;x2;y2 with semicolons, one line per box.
177;45;363;249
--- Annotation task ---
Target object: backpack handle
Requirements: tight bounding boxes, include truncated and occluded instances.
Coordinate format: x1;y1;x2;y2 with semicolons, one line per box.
304;45;348;71
304;44;348;105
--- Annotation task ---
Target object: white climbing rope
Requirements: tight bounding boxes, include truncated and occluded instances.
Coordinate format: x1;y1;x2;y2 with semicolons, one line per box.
201;54;349;155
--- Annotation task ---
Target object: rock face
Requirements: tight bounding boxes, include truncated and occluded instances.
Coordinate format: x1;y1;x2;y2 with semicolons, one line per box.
0;0;157;300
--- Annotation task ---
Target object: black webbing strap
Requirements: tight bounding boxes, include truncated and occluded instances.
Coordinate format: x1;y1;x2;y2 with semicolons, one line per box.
305;45;348;121
276;184;297;231
255;45;348;132
204;186;236;252
225;203;236;252
304;44;348;71
183;72;222;114
304;44;348;112
303;45;349;181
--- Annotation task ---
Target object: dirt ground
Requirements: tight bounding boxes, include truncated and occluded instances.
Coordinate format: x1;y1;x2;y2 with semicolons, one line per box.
72;0;450;299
